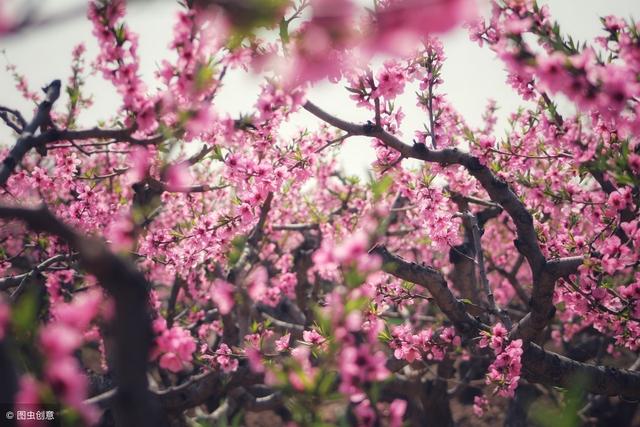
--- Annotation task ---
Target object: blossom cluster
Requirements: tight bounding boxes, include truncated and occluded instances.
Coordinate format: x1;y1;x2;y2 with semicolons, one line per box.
479;323;523;398
1;0;640;425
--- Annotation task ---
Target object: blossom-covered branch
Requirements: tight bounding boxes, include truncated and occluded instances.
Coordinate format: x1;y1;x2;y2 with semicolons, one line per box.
375;245;640;399
0;204;164;427
0;80;61;187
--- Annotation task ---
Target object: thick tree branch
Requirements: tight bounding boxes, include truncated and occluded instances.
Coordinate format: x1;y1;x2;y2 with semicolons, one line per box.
304;100;582;343
146;177;228;194
546;256;584;279
0;204;166;427
48;127;165;146
201;386;283;423
448;195;480;305
522;343;640;399
0;106;27;133
512;255;585;342
89;366;263;414
247;192;274;248
166;277;183;328
374;245;640;399
304;100;545;273
370;245;486;335
0;340;18;411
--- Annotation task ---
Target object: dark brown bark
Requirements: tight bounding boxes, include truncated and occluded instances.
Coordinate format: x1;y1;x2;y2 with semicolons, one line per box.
521;343;640;399
420;359;454;427
371;245;486;335
0;341;18;409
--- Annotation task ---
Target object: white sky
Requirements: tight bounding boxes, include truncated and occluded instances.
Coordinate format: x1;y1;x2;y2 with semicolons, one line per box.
1;0;639;176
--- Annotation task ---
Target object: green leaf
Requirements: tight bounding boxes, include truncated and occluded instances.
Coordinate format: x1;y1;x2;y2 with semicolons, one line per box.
212;145;225;162
344;268;366;288
313;306;332;338
194;63;215;93
115;23;127;45
370;175;393;201
12;289;39;339
227;235;247;266
279;17;290;44
66;86;80;105
344;296;368;313
316;370;337;396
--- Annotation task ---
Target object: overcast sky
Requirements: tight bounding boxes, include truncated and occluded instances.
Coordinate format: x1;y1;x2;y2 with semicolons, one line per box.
1;0;639;176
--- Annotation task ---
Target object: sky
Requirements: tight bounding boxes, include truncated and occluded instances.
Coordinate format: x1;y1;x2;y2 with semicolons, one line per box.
1;0;639;177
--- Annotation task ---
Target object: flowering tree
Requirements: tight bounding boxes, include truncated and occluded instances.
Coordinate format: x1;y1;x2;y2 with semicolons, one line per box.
1;0;640;426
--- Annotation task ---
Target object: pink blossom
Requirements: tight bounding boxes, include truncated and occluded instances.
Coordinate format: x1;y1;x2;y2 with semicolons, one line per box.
39;324;83;360
52;287;102;331
302;329;326;346
247;266;268;301
372;0;476;54
339;345;389;399
389;399;407;427
354;399;376;427
216;343;239;373
275;333;291;352
536;52;570;94
186;105;215;139
440;327;461;347
44;356;88;408
14;376;40;427
154;326;197;372
478;135;495;150
246;346;265;373
211;279;235;315
479;322;508;354
287;0;356;84
607;190;629;215
15;376;40;406
106;215;135;251
334;230;368;263
473;395;489;417
165;163;192;191
485;339;523;397
129;146;150;181
629;154;640;174
374;60;407;100
245;332;261;348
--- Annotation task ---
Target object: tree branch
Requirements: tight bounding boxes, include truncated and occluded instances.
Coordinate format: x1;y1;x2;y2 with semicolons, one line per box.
304;100;574;343
546;256;584;279
465;212;511;327
0;253;73;291
304;100;545;273
370;245;486;335
0;80;61;187
48;127;165;146
0;204;166;427
512;255;585;342
0;80;163;188
146;177;228;194
374;245;640;399
522;343;640;399
0;106;27;133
